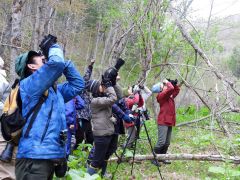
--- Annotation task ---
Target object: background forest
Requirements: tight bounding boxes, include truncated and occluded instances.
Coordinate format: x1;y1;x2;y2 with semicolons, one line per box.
0;0;240;179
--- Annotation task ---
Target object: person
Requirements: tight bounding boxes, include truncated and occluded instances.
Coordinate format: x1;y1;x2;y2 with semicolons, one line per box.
75;59;95;147
86;79;117;176
123;85;144;148
87;58;125;177
14;35;85;179
153;79;180;165
0;57;15;180
65;96;84;157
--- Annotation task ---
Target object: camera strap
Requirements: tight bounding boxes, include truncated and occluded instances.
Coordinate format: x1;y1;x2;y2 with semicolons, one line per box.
24;94;48;138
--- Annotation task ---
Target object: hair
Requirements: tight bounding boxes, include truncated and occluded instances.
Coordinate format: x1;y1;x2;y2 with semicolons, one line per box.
24;55;38;78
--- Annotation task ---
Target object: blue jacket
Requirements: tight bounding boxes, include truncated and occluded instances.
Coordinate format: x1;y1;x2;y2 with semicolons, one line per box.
65;96;85;130
17;44;85;159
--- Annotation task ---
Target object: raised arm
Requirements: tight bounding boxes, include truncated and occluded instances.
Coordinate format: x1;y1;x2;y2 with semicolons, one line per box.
91;87;117;107
21;44;65;98
83;59;95;81
58;60;85;103
172;85;180;99
156;82;174;103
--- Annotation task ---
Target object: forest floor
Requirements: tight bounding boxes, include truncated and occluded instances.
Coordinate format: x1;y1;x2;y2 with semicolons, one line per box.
106;107;240;180
66;106;240;180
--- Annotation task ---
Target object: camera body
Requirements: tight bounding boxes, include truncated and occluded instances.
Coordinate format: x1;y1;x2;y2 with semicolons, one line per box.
59;129;68;145
102;58;125;86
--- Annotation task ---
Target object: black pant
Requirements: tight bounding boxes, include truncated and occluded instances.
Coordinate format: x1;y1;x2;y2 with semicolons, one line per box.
91;134;118;168
15;159;54;180
75;119;93;148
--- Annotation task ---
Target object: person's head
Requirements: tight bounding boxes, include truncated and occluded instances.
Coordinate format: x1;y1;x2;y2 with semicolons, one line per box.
151;82;164;93
15;51;44;79
86;80;106;97
162;84;168;91
127;86;133;96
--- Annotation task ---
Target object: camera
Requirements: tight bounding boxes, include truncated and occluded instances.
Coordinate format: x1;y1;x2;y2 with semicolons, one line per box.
59;129;68;145
102;58;125;86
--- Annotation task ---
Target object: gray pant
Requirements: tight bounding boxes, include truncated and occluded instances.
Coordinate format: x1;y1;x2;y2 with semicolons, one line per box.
125;126;137;147
155;125;172;148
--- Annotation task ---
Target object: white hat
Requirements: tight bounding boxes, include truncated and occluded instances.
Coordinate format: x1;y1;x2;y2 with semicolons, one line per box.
0;57;4;69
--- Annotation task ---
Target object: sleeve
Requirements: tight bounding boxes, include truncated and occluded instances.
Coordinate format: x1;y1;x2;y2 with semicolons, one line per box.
58;60;85;103
91;87;117;107
142;86;152;101
0;81;10;114
83;65;93;81
113;84;123;99
156;82;174;103
172;85;180;99
75;95;85;110
21;44;65;99
112;104;132;123
65;100;75;126
112;104;125;119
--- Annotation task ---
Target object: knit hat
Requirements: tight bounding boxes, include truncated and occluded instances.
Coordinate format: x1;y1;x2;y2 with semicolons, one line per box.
86;80;101;94
0;57;4;69
151;82;164;93
15;51;40;79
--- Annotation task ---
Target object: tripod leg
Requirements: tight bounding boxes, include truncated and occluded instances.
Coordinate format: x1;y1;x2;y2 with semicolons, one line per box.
111;125;135;180
130;137;137;175
142;122;164;180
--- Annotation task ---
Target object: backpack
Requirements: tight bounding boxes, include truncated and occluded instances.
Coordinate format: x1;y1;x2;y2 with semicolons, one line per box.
0;79;47;145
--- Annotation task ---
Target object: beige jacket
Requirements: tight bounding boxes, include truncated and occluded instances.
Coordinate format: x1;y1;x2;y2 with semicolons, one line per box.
90;87;117;136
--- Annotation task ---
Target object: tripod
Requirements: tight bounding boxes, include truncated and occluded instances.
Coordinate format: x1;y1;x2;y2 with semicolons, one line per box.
111;112;164;180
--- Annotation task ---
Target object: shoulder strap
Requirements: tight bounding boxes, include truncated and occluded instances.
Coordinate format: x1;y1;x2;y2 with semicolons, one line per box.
24;95;48;138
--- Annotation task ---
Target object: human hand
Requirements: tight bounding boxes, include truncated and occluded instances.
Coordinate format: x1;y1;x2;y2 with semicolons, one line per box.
69;125;74;130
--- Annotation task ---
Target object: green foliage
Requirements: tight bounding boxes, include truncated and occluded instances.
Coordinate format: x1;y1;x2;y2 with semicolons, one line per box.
228;45;240;78
208;165;240;178
66;143;101;180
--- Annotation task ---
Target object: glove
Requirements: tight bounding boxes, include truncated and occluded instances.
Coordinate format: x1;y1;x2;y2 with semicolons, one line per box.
101;75;112;88
39;34;57;58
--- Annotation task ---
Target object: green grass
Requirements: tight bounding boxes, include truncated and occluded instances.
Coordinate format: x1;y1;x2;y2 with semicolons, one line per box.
67;107;240;180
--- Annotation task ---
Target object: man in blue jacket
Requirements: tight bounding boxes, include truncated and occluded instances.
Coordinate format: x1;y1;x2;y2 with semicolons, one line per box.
14;35;85;180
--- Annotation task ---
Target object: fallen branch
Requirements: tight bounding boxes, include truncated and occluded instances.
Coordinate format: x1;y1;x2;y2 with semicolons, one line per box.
109;154;240;164
176;115;211;127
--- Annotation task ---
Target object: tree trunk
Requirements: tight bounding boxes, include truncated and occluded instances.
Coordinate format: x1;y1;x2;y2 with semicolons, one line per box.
10;0;25;83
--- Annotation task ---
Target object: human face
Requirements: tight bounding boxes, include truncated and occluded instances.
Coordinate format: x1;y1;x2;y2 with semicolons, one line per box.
162;85;168;91
27;56;44;72
127;86;133;95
